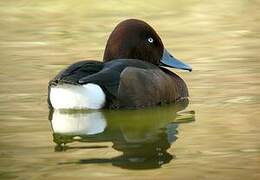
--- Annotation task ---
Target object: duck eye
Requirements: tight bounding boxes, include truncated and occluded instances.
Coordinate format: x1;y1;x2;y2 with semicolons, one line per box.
147;37;154;43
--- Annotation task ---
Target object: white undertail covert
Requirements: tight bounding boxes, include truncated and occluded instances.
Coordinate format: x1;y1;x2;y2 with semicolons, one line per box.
49;83;106;109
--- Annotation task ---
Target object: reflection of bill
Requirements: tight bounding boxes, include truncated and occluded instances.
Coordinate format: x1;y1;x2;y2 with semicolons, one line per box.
49;102;195;169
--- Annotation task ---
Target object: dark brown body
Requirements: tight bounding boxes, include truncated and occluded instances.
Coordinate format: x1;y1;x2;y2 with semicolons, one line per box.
117;67;188;108
48;59;188;109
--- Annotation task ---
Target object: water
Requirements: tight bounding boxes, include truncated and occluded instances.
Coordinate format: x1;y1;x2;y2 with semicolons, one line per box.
0;0;260;179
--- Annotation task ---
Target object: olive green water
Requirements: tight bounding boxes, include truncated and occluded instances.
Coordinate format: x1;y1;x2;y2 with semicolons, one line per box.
1;0;260;179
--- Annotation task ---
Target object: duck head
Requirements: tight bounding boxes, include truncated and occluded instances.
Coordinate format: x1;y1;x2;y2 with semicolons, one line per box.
103;19;192;71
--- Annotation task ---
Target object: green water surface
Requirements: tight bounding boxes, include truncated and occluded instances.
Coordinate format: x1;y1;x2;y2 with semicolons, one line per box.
0;0;260;179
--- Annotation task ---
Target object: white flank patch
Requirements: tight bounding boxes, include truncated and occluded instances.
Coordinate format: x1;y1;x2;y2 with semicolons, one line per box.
50;83;106;109
51;110;107;135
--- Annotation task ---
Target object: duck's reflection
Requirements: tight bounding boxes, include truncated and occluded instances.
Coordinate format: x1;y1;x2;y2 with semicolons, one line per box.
49;100;195;169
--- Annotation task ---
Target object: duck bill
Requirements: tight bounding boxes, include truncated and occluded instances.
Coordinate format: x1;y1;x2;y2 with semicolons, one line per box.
160;49;192;72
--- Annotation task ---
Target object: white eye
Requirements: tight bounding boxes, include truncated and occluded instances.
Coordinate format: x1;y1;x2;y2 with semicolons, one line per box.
148;37;154;43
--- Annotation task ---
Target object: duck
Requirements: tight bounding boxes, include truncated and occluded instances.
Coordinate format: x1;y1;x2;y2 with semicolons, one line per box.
48;19;192;109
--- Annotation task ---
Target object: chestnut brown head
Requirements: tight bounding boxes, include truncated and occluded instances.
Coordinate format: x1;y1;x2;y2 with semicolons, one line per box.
103;19;192;71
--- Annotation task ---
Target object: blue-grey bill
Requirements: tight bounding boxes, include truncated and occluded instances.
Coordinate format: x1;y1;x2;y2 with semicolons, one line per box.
160;49;192;72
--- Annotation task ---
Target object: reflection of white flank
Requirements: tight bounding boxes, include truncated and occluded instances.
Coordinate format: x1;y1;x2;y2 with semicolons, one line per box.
51;110;107;135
